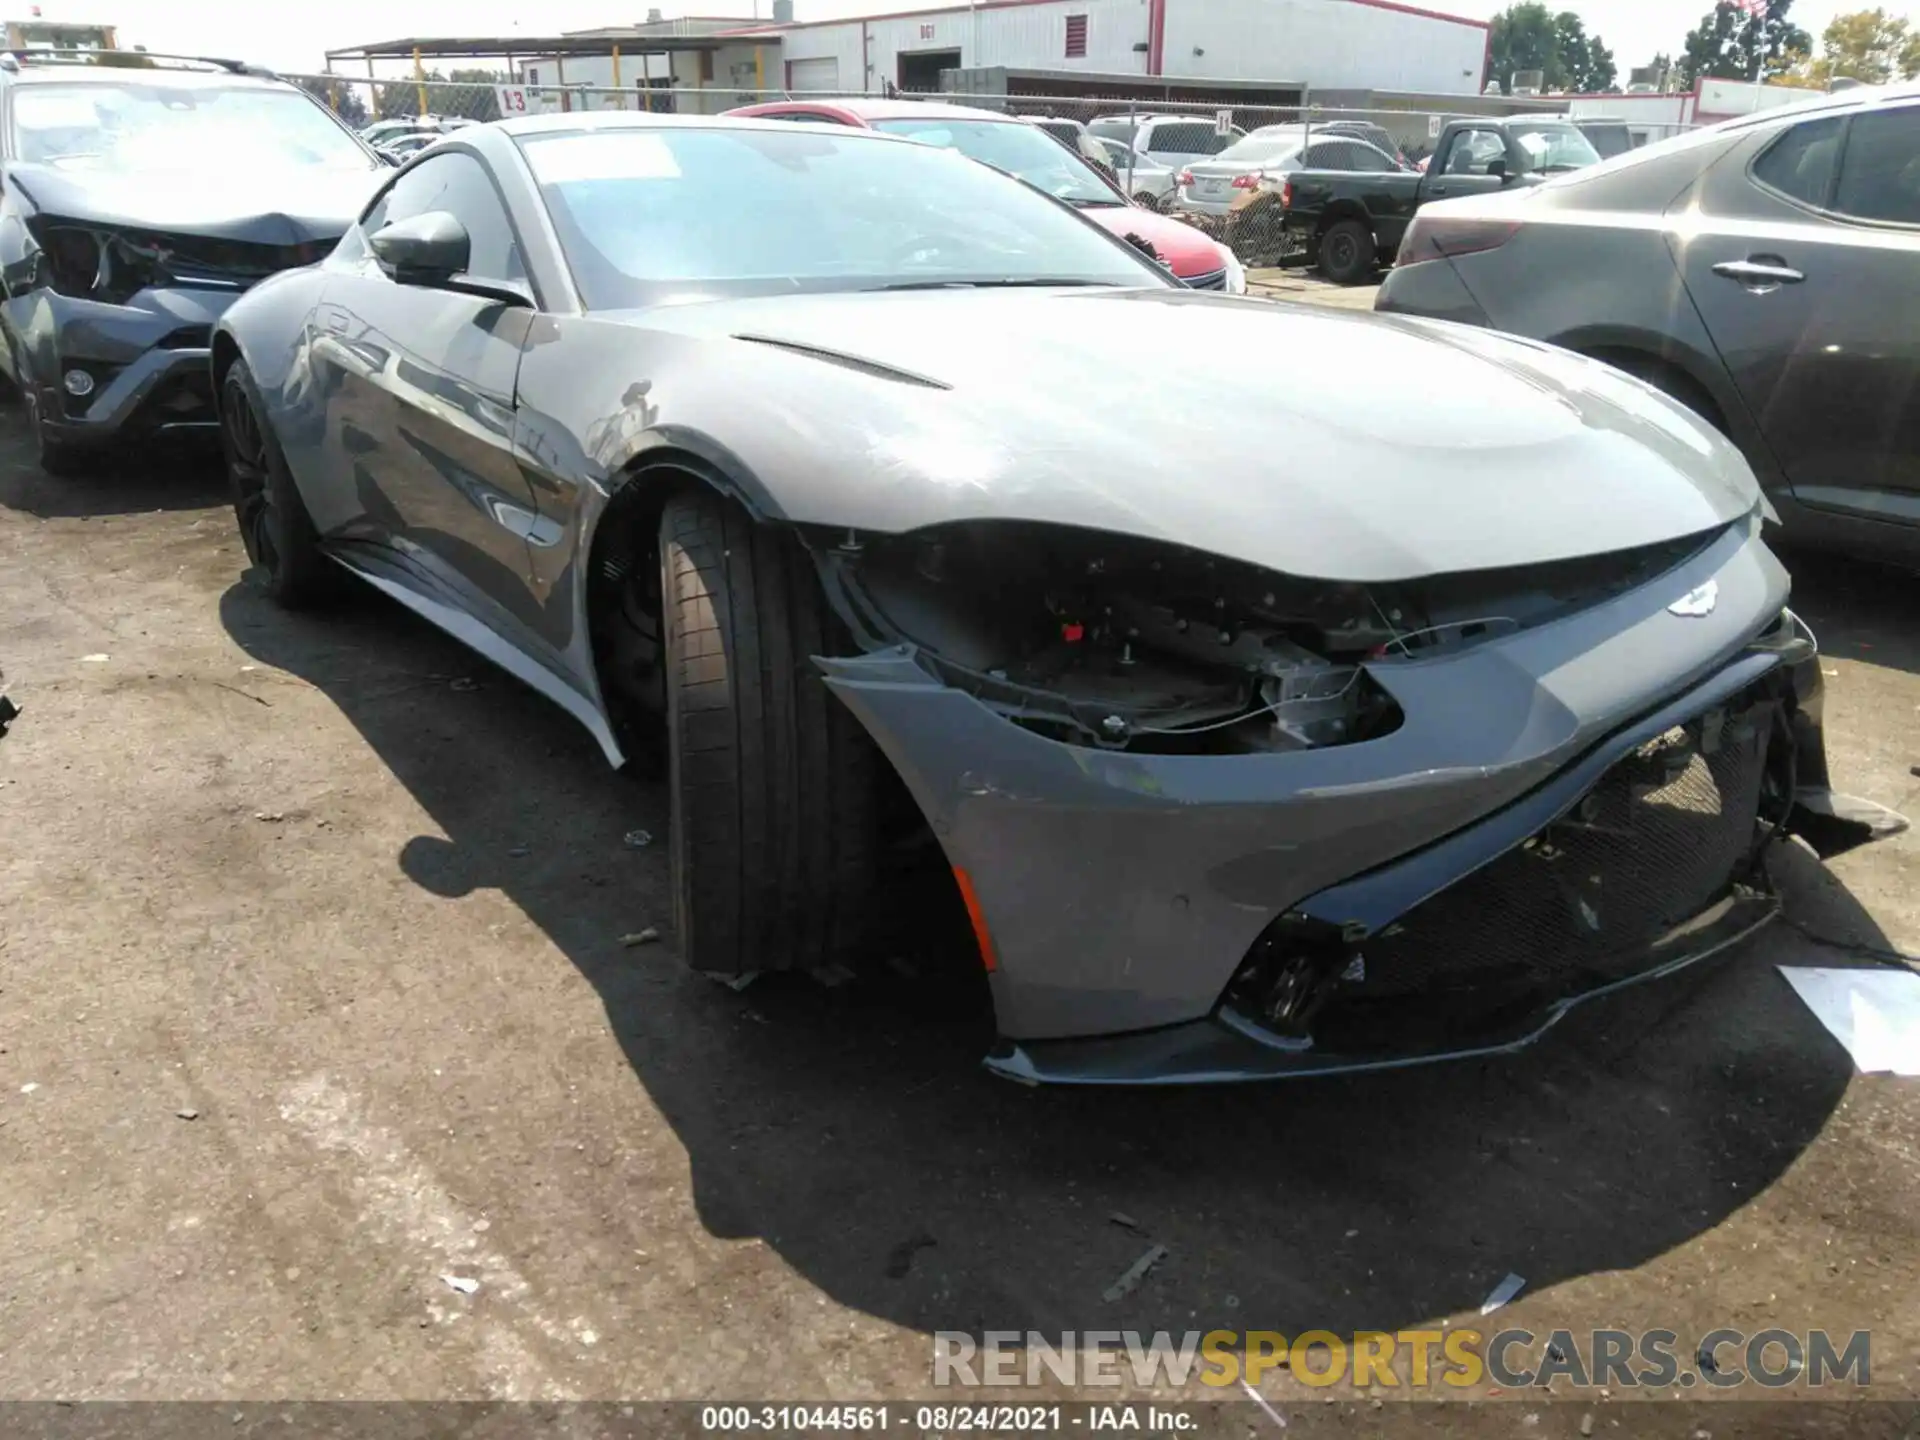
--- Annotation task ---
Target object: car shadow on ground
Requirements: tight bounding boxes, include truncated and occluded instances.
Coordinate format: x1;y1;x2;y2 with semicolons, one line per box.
220;576;1880;1343
1782;545;1920;679
0;420;225;519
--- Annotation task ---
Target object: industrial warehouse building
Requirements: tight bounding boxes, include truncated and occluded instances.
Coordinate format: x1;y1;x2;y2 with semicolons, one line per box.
754;0;1489;98
360;0;1496;114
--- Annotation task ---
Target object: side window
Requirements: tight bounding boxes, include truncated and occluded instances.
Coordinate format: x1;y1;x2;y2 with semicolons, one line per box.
360;151;526;284
1833;106;1920;225
1751;115;1844;209
1443;129;1505;175
1303;143;1346;171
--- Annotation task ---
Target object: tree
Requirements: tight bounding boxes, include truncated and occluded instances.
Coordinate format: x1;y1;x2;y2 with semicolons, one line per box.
1679;0;1813;85
297;74;368;127
449;67;506;121
1784;8;1920;86
1555;12;1618;90
1487;2;1618;92
1489;2;1565;90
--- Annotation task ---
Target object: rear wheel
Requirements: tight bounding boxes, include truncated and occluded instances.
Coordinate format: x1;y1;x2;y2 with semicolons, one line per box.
1317;218;1377;285
219;360;333;609
660;489;881;979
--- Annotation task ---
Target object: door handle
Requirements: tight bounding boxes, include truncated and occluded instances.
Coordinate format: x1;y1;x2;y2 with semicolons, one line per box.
1712;257;1805;288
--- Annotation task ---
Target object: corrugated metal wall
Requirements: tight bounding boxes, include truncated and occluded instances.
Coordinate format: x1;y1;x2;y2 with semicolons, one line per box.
781;0;1153;93
526;0;1490;101
1163;0;1486;95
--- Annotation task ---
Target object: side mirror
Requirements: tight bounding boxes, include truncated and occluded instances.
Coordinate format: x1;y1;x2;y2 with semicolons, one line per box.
1488;157;1511;183
369;210;470;284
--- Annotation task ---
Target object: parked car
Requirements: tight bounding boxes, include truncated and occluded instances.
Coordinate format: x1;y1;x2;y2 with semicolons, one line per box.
1574;116;1635;158
1176;127;1401;221
1314;118;1412;168
1087;113;1243;170
1089;137;1179;208
1377;82;1920;570
216;112;1901;1083
1279;115;1604;283
1032;116;1086;150
377;131;441;162
724;98;1244;289
360;114;467;146
0;51;388;473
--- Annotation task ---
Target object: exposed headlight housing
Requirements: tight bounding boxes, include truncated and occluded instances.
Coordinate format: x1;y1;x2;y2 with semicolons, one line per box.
26;218;339;304
821;520;1407;755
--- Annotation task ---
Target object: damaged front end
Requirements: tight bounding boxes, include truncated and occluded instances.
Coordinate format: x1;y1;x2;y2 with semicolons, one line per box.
806;515;1906;1084
2;216;336;448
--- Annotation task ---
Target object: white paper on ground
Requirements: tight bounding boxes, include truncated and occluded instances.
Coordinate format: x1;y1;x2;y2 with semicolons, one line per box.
1779;967;1920;1076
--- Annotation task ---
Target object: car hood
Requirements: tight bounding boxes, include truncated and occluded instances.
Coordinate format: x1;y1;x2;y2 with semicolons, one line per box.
616;288;1760;583
8;163;383;243
1074;204;1224;276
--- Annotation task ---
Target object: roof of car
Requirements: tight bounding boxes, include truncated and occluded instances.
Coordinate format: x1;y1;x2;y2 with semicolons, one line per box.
742;96;1026;123
0;59;282;87
494;110;908;138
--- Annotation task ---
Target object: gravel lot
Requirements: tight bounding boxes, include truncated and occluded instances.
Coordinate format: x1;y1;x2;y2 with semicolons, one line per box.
1;292;1917;1422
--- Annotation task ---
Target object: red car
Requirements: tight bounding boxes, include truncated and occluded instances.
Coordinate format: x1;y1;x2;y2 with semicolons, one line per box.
724;97;1245;291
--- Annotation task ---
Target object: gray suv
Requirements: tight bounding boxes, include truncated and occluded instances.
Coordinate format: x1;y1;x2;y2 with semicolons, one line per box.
1376;82;1920;569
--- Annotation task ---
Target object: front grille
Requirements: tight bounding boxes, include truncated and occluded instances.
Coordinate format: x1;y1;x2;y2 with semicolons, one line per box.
1348;690;1776;1005
1184;268;1228;290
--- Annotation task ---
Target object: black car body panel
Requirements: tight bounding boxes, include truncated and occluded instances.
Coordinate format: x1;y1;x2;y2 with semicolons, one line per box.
1282;116;1601;276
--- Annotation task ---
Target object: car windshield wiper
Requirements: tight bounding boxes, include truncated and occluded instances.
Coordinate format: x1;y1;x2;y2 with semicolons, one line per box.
865;278;1121;291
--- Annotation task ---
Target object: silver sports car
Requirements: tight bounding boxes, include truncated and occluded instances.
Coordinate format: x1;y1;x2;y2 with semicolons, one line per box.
213;113;1905;1084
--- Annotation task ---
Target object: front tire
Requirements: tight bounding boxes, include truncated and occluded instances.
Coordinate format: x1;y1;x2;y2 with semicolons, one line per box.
660;490;881;979
1317;218;1377;285
219;360;333;610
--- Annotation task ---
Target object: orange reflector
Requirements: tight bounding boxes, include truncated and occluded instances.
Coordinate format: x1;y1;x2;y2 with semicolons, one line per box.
952;867;999;973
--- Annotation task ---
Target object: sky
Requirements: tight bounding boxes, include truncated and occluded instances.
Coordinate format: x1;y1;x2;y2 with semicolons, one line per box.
83;0;1913;79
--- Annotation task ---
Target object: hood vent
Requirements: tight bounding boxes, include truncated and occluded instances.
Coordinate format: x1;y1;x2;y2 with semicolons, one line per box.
733;334;951;391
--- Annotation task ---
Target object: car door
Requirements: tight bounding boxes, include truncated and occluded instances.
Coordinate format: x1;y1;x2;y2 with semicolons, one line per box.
1421;127;1509;201
1676;101;1920;525
313;148;550;629
1326;141;1416;245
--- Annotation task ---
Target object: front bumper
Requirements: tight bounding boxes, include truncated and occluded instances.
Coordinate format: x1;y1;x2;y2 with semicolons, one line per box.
819;518;1906;1081
4;284;239;448
1175;194;1237;219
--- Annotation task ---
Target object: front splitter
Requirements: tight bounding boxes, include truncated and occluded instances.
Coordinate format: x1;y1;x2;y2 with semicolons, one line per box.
984;888;1780;1086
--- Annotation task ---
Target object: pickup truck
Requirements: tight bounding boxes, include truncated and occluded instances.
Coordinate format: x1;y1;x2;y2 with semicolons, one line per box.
1278;115;1604;284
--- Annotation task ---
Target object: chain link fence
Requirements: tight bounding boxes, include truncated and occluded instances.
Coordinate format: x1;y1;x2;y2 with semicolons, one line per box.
294;74;1697;272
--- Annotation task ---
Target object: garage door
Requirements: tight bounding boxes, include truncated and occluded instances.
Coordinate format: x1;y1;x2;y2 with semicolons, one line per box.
787;57;840;92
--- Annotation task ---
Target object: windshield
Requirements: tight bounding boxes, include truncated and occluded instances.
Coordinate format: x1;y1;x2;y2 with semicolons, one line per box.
518;126;1168;308
1143;121;1234;157
870;116;1120;205
11;82;376;172
1510;123;1602;173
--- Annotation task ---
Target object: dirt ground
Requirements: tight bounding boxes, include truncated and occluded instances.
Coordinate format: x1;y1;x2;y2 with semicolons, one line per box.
1;308;1918;1423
